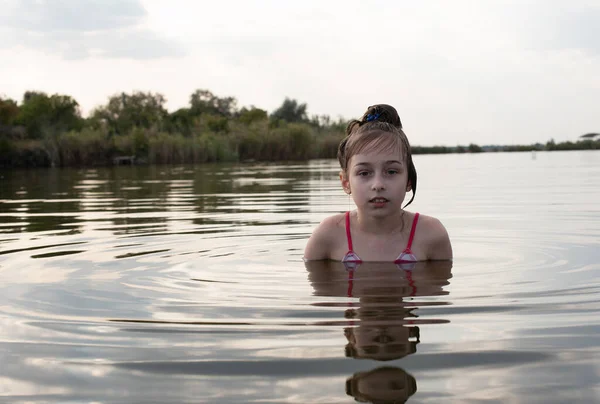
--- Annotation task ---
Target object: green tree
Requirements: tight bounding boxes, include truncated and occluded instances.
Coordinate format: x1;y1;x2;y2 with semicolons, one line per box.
310;114;332;128
0;97;19;125
0;97;20;165
203;114;229;133
468;143;482;153
238;107;268;125
270;98;308;123
189;89;237;118
166;108;194;136
90;91;168;135
16;91;82;139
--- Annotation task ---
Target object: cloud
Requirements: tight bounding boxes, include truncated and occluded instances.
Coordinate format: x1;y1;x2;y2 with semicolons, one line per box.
4;0;146;32
506;1;600;55
0;0;185;60
549;8;600;55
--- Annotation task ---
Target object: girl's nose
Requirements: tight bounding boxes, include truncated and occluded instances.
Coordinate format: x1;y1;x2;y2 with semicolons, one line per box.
372;176;385;191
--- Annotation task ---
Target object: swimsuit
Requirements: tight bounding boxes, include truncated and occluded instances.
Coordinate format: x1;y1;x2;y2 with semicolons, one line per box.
341;211;420;297
342;211;420;265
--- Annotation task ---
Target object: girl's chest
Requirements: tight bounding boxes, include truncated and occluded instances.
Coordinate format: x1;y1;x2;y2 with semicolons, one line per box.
334;231;426;262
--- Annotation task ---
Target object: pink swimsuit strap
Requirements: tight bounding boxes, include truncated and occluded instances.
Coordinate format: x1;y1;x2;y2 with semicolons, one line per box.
342;211;362;264
404;212;420;253
343;211;420;264
345;211;353;251
394;212;419;264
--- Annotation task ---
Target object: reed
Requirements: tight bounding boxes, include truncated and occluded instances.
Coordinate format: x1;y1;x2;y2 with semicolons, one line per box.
2;123;598;168
0;139;50;167
58;128;112;166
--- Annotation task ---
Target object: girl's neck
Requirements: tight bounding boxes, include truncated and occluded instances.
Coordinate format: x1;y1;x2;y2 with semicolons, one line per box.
355;209;407;235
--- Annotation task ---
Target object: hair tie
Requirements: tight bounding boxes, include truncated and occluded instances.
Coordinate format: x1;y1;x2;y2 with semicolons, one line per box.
366;113;380;122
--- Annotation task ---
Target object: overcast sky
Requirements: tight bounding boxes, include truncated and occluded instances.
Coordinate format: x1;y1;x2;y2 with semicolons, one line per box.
1;0;599;146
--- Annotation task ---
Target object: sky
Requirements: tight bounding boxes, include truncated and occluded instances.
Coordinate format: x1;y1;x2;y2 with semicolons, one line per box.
0;0;599;146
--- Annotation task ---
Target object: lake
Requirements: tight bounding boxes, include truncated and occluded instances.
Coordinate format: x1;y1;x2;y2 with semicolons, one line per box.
1;150;599;403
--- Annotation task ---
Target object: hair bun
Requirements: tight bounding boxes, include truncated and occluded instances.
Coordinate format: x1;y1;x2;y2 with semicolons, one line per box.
363;104;402;128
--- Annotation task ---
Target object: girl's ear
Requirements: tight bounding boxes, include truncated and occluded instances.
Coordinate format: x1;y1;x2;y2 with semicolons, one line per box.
406;182;412;192
340;171;351;194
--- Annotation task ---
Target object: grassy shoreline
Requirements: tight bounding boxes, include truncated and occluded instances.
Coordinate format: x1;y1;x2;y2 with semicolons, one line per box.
1;124;598;169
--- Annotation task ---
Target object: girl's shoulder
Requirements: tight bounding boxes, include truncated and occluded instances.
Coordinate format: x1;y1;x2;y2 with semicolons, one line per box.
413;213;452;260
414;212;445;233
311;212;347;241
320;212;347;230
304;213;347;260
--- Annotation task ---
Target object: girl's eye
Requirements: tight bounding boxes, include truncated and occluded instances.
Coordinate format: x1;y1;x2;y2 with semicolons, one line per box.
357;171;370;177
387;170;398;175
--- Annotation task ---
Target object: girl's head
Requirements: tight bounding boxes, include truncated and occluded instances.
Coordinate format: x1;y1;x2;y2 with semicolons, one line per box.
337;104;417;207
346;366;417;403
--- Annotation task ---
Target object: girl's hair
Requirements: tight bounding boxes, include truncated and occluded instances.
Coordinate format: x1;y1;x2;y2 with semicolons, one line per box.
337;104;417;207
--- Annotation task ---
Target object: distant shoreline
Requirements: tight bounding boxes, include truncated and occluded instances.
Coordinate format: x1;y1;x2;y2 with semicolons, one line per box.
1;134;598;170
1;90;597;168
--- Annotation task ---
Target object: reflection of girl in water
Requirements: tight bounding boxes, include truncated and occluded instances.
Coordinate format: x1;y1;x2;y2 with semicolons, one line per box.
307;260;451;363
346;366;417;404
306;260;452;402
345;323;420;361
306;260;452;300
343;292;421;362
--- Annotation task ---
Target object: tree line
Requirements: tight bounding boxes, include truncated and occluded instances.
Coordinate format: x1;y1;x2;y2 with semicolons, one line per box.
0;90;348;167
0;89;598;168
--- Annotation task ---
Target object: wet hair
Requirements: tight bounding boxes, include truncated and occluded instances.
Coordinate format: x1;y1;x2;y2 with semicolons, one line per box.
346;366;417;403
337;104;417;207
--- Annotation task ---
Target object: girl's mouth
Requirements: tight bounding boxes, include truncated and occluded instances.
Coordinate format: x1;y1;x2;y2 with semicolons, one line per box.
369;197;389;207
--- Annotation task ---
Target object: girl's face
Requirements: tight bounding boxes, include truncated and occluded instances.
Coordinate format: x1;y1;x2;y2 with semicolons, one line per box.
346;325;415;361
341;146;410;217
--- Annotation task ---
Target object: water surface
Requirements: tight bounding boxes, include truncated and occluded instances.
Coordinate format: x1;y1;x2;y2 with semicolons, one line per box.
1;151;599;403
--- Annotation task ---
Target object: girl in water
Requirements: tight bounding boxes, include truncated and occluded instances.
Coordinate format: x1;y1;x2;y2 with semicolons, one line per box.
304;104;452;263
